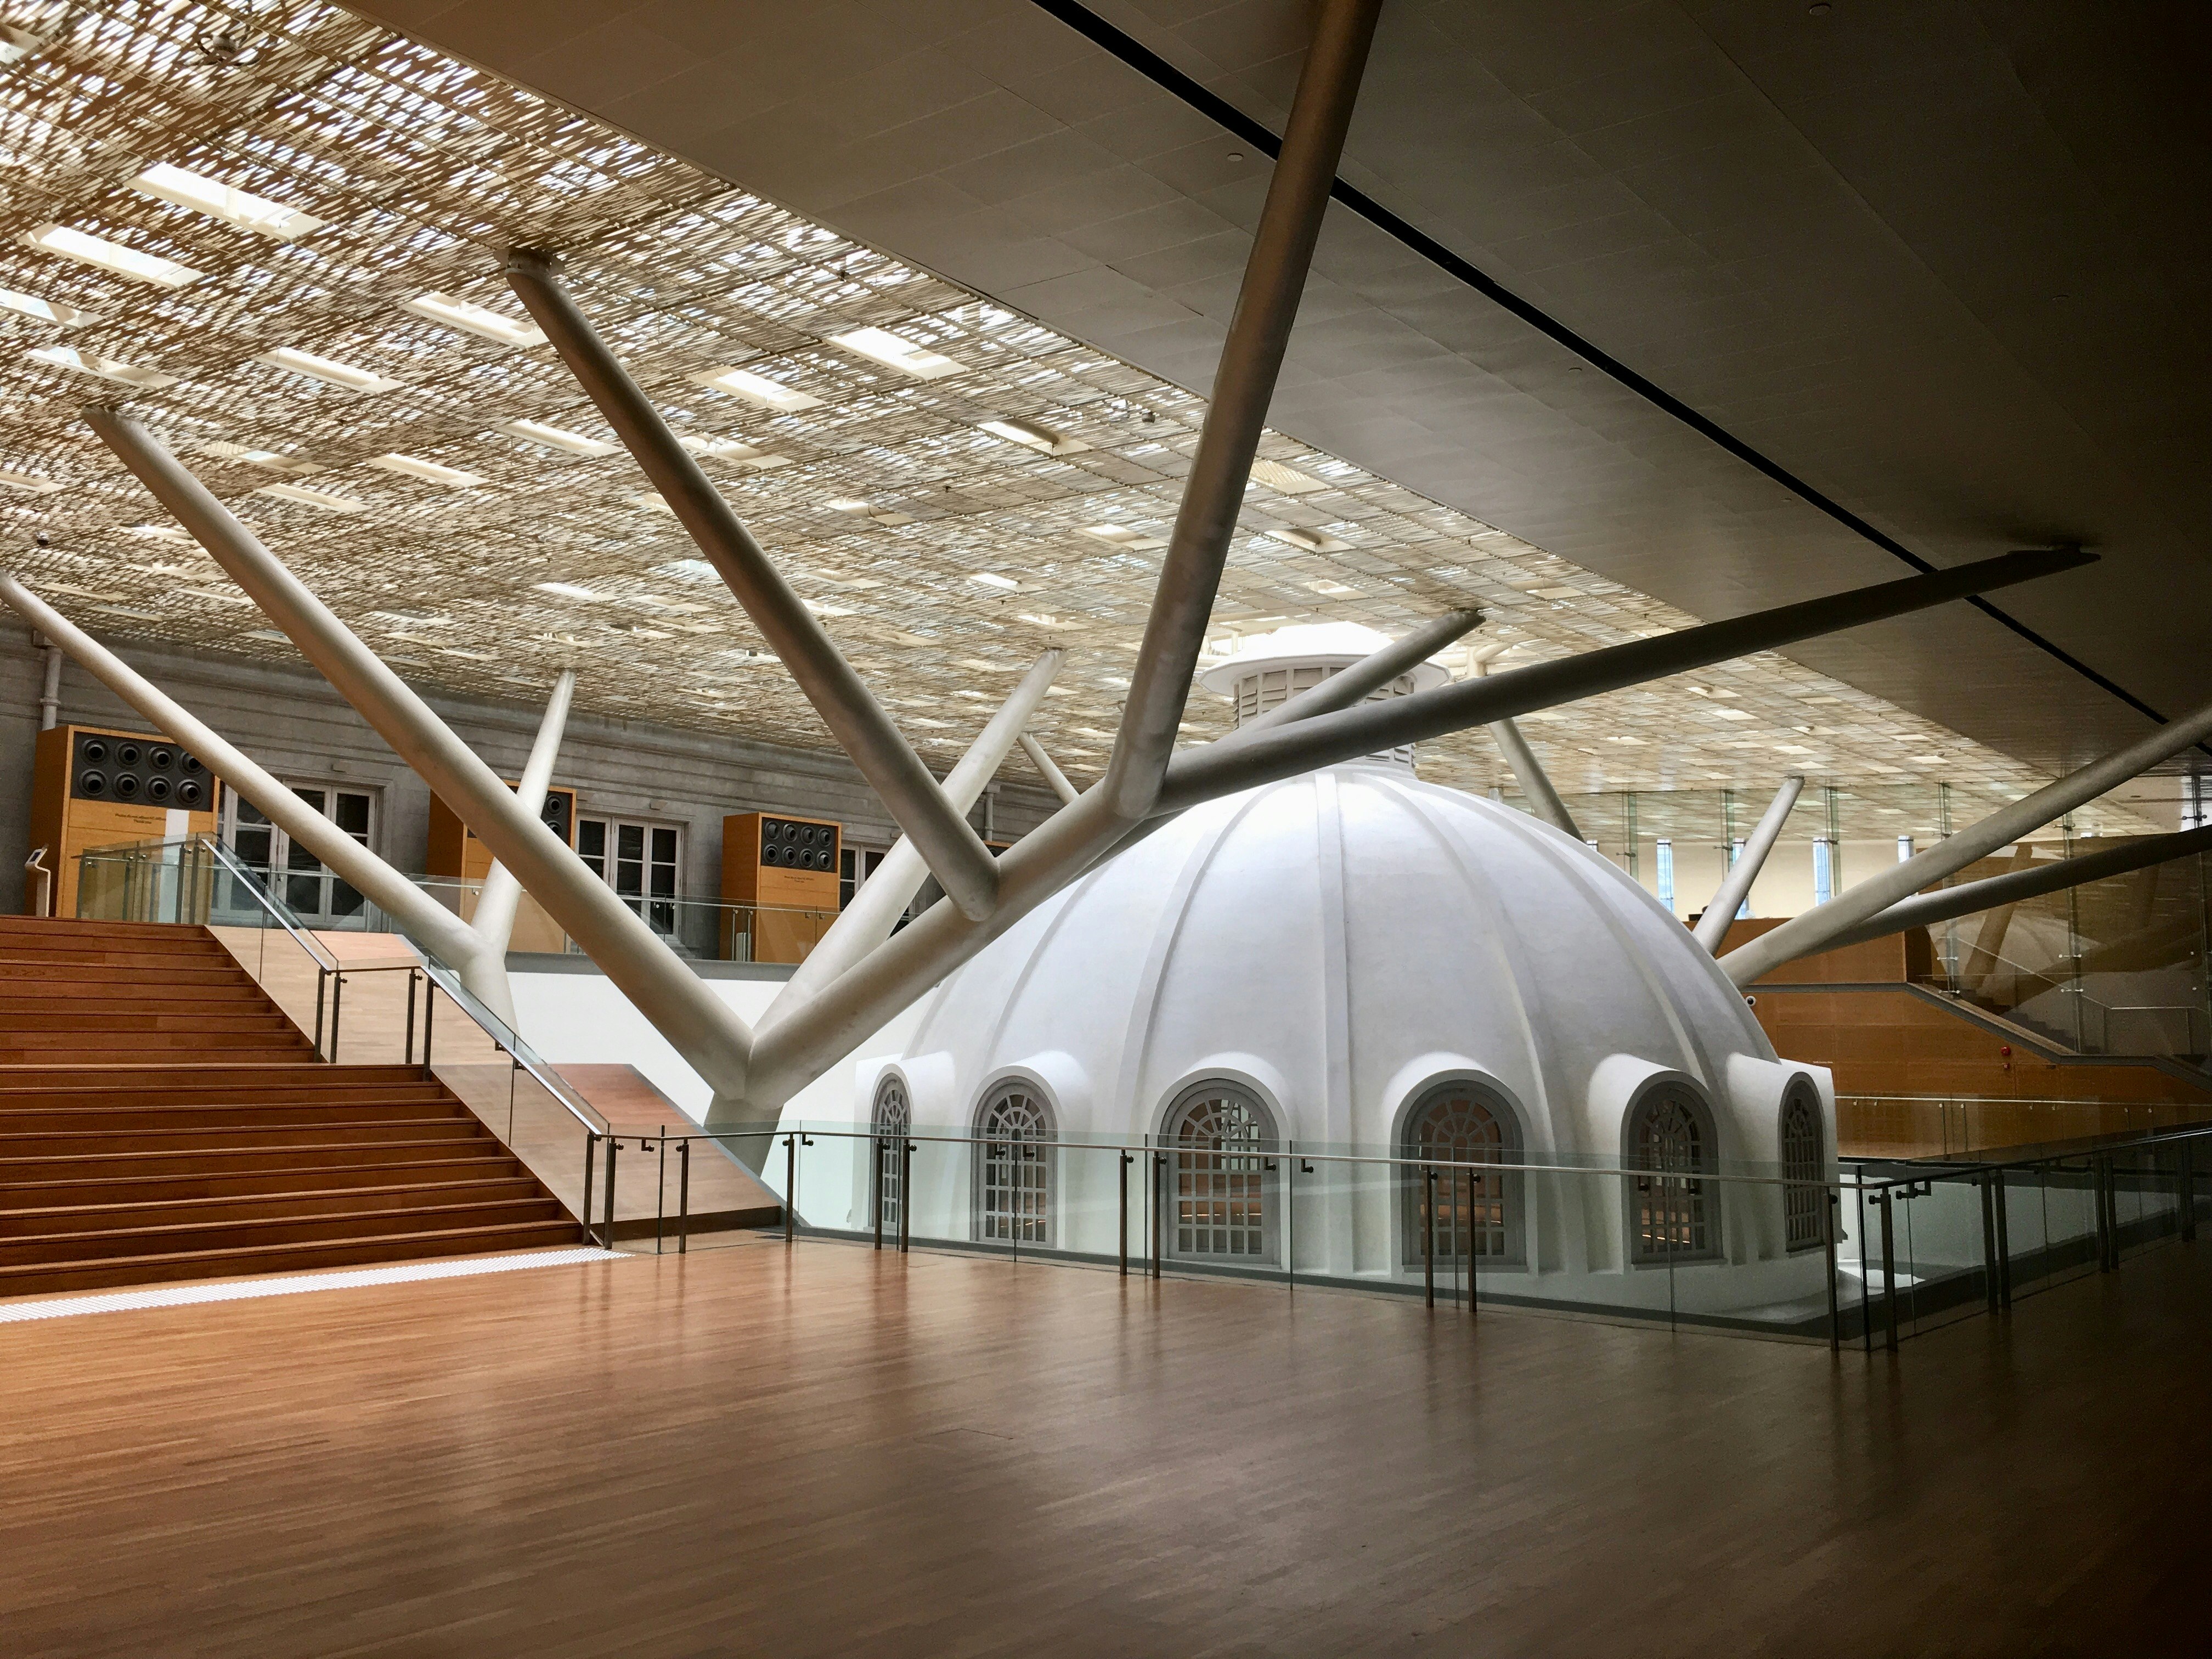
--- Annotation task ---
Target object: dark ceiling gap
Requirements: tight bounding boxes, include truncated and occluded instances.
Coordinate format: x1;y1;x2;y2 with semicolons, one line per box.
1029;0;2186;743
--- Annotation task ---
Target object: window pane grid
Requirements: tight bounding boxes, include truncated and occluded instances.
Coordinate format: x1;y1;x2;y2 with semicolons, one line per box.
1782;1096;1824;1250
873;1082;909;1234
1172;1091;1268;1257
1632;1095;1711;1260
978;1091;1049;1243
1407;1090;1509;1263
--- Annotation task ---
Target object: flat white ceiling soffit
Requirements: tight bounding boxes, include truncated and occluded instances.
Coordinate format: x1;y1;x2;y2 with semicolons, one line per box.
0;1;2146;832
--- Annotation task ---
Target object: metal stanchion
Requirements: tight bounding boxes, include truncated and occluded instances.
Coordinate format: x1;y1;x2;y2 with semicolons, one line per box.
899;1139;912;1255
403;970;417;1065
1150;1150;1163;1280
655;1133;666;1255
1980;1172;2000;1313
1879;1188;1899;1352
1118;1151;1131;1277
2183;1139;2199;1244
329;972;343;1062
580;1131;597;1246
313;966;327;1058
678;1139;691;1255
1423;1166;1436;1309
2096;1154;2116;1272
603;1135;618;1249
873;1138;885;1251
422;982;435;1075
1824;1188;1841;1352
1993;1169;2013;1308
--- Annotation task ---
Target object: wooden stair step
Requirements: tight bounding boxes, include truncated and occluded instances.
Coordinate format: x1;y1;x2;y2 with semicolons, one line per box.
0;1120;498;1158
0;1195;572;1265
0;1084;456;1111
0;1100;479;1133
0;1154;526;1209
0;1177;552;1237
0;1222;585;1298
0;1138;525;1181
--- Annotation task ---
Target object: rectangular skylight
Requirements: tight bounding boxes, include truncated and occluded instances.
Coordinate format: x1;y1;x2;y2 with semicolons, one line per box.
1079;523;1167;551
689;365;821;411
826;497;870;512
970;572;1019;590
403;292;546;347
534;582;600;601
678;435;792;469
499;419;618;456
366;453;485;488
830;326;963;380
0;466;62;494
802;597;855;617
127;163;325;241
22;224;202;287
253;347;403;393
202;441;316;475
255;482;363;513
979;418;1087;455
1248;459;1327;495
655;559;721;583
1265;526;1346;554
629;492;676;515
0;285;89;326
25;346;178;388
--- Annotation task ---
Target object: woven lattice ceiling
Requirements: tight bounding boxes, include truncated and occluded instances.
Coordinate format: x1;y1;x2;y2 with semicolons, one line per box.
0;1;2149;838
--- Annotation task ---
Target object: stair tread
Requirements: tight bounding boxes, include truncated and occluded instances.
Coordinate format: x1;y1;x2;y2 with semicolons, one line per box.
0;1223;585;1294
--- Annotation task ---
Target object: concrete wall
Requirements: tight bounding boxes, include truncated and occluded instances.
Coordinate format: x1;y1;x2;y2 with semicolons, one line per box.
0;625;1058;915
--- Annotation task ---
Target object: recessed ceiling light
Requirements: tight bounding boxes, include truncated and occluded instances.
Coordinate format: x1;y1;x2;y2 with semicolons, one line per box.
25;345;178;388
255;482;364;513
1248;460;1326;494
498;419;618;457
829;326;963;380
534;582;600;601
1079;522;1167;550
0;466;62;494
21;223;202;287
366;453;485;487
127;162;325;240
970;572;1018;590
253;346;403;393
402;291;546;347
690;365;821;411
979;417;1087;455
0;285;90;326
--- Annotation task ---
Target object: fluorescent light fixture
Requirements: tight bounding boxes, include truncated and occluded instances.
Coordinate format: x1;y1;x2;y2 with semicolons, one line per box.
802;597;855;617
128;162;325;240
1079;523;1166;551
25;345;178;388
126;524;190;541
1248;460;1326;494
1775;743;1815;755
498;419;618;457
255;482;364;513
1304;578;1355;596
0;285;90;326
825;497;870;512
202;441;316;475
402;291;545;347
22;223;202;287
1;466;61;494
1;25;44;67
979;417;1086;455
1709;707;1755;722
655;559;720;583
689;365;821;411
970;572;1019;590
366;453;484;487
253;346;403;393
1265;526;1346;554
534;582;600;601
628;492;676;515
1528;585;1582;600
829;326;963;379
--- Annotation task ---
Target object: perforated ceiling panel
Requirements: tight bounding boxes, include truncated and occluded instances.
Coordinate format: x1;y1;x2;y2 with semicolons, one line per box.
0;1;2150;836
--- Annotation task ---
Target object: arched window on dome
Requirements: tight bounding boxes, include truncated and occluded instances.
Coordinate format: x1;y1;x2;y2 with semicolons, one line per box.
1780;1085;1825;1252
1401;1081;1523;1267
974;1085;1052;1245
1163;1082;1277;1263
1627;1086;1719;1262
872;1076;910;1237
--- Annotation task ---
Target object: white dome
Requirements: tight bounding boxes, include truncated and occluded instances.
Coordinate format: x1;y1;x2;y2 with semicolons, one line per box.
887;762;1812;1167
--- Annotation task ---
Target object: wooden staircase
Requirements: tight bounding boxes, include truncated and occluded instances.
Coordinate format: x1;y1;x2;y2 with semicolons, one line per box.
0;917;579;1296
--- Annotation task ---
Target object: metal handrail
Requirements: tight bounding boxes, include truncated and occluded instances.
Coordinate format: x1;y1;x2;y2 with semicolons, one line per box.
194;834;341;973
405;947;610;1138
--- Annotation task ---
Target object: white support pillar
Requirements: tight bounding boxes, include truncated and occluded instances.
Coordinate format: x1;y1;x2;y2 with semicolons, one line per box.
1693;774;1804;953
470;669;577;958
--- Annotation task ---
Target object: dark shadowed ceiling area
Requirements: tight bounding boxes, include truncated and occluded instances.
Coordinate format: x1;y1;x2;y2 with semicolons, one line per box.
343;0;2212;781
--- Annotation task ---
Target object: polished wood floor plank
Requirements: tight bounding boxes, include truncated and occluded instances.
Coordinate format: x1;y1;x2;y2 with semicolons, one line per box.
1;1236;2203;1656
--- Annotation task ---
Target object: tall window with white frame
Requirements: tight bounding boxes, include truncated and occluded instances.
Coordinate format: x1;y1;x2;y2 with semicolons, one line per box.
1780;1089;1825;1251
1165;1082;1274;1262
1402;1081;1520;1268
576;815;681;935
975;1087;1051;1244
1655;837;1674;912
872;1076;910;1237
221;784;374;926
1629;1089;1716;1262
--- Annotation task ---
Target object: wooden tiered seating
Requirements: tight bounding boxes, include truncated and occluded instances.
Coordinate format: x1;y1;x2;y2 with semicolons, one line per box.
0;917;579;1296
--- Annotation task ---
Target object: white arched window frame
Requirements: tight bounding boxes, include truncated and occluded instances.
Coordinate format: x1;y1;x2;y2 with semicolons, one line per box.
872;1075;910;1237
1161;1081;1279;1265
974;1084;1053;1245
1626;1085;1721;1263
1780;1085;1825;1252
1399;1080;1525;1267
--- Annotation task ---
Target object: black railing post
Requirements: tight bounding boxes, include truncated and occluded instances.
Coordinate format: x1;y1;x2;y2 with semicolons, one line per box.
678;1139;691;1255
899;1139;913;1255
2183;1139;2199;1244
1150;1150;1163;1280
873;1138;885;1251
1879;1189;1899;1352
603;1135;618;1248
1423;1165;1437;1309
1993;1170;2013;1308
783;1134;796;1244
2096;1154;2116;1272
1980;1171;2000;1313
580;1131;597;1246
403;969;417;1066
655;1132;667;1256
1824;1188;1841;1351
421;983;435;1076
1119;1150;1131;1278
329;971;343;1062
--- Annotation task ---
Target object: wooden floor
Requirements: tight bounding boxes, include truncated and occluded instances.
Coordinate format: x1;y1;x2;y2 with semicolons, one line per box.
4;1235;2205;1656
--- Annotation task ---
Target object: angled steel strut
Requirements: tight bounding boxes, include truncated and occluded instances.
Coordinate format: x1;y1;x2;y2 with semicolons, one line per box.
1694;774;1804;955
470;668;577;960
